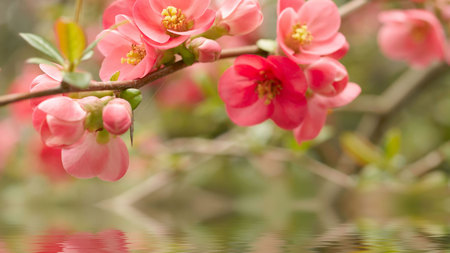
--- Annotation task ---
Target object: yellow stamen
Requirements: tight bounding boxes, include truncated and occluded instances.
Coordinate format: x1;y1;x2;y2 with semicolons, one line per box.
256;71;283;105
291;24;313;45
161;6;194;34
121;44;146;66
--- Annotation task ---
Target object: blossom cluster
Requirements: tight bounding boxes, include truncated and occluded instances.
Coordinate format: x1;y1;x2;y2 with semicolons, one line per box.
219;0;360;144
377;1;450;68
30;64;133;181
28;0;264;181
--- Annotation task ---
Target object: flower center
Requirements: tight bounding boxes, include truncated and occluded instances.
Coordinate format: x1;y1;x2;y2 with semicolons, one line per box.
410;22;430;42
256;71;282;105
121;44;146;66
161;6;194;34
291;24;313;45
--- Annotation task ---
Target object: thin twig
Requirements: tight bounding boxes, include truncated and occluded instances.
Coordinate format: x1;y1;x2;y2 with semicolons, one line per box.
400;141;450;179
0;45;262;107
339;0;370;17
74;0;84;24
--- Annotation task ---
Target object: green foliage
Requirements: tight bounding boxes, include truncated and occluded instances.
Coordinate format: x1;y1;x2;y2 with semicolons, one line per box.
120;88;142;110
19;33;65;65
26;57;58;66
63;71;91;88
54;19;86;67
256;39;277;54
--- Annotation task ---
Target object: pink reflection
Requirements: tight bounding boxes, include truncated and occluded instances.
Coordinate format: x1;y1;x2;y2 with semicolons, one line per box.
33;230;129;253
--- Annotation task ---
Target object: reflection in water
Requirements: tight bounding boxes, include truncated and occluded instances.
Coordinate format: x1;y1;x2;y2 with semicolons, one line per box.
32;230;129;253
3;210;447;252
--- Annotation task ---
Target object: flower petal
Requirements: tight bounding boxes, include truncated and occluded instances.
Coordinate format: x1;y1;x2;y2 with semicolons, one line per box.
62;133;107;178
37;97;86;122
298;0;340;41
218;67;258;108
97;137;129;182
226;99;273;126
293;100;327;143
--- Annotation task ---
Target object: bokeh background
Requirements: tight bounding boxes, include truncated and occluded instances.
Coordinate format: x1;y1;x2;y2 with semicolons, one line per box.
0;0;449;252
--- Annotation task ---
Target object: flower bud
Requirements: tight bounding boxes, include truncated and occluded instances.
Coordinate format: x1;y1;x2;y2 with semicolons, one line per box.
102;98;132;135
189;37;221;63
32;97;87;148
216;0;263;36
120;88;142;110
305;57;348;96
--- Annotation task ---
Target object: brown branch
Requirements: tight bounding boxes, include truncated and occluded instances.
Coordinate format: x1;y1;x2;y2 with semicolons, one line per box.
0;45;263;107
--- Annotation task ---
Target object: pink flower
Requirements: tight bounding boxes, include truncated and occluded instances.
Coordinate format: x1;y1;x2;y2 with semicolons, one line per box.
30;64;63;108
305;57;348;96
378;9;447;68
32;97;87;148
61;132;129;181
189;37;221;62
103;0;135;28
277;0;347;64
294;82;361;144
133;0;216;49
8;65;41;122
97;15;158;81
219;55;308;129
216;0;263;36
103;98;132;135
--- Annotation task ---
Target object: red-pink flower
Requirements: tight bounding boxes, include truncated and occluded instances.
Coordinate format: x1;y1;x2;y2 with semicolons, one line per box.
216;0;263;36
294;82;361;144
189;37;221;62
97;15;158;81
133;0;216;49
277;0;347;64
305;57;348;96
61;132;129;181
32;97;86;148
103;98;132;135
219;55;308;129
378;9;447;68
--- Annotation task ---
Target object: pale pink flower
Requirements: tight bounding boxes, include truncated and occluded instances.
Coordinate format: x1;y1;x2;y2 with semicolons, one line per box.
219;55;308;129
378;9;447;68
294;82;361;144
189;37;222;62
8;65;41;122
277;0;347;64
97;15;158;81
133;0;216;49
61;132;129;181
103;98;132;135
29;64;63;108
305;57;348;96
216;0;263;36
277;0;304;15
327;41;349;60
32;97;86;148
103;0;135;28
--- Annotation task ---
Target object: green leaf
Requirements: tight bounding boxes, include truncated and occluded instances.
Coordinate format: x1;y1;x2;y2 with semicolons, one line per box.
26;57;58;66
63;72;92;88
20;33;65;65
80;50;94;61
256;39;277;54
120;88;142;110
383;128;401;160
55;19;86;65
110;71;120;81
340;132;384;166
